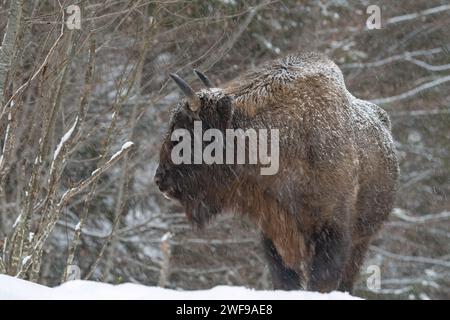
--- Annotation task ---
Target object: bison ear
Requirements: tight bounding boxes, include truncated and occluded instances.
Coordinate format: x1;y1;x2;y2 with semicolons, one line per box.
216;96;234;124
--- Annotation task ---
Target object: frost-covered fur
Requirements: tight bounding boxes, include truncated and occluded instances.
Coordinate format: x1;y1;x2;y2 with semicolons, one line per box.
155;52;399;293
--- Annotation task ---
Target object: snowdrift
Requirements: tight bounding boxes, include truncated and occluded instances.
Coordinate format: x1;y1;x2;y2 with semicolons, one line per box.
0;275;359;300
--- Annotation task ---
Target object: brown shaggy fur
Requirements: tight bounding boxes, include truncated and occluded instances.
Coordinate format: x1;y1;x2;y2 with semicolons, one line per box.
154;52;399;293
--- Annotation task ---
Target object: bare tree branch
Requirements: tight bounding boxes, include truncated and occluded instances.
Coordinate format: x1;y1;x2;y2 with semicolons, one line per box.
370;75;450;105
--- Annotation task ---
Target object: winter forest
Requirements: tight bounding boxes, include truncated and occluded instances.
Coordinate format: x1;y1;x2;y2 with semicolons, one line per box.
0;0;449;300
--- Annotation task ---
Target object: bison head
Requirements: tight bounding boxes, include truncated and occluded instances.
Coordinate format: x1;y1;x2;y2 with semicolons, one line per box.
154;71;236;228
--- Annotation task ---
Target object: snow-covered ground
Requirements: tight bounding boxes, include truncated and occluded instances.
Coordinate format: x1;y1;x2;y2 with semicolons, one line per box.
0;275;359;300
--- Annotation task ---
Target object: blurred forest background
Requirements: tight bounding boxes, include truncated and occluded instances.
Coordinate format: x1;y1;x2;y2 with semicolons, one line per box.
0;0;449;299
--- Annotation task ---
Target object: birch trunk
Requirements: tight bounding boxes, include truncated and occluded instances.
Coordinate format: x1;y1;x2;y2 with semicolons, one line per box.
0;0;24;108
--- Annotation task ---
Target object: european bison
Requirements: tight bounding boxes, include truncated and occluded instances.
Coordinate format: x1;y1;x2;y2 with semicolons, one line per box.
154;52;398;293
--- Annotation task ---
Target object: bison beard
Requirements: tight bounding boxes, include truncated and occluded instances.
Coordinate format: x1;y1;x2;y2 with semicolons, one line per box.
154;52;399;293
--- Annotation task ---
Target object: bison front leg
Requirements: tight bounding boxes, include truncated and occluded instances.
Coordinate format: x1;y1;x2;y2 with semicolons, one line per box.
308;224;351;292
262;235;305;290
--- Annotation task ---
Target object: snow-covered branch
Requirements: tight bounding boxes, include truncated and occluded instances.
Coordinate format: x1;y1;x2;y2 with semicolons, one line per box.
60;142;134;206
16;141;135;278
370;246;450;268
385;4;450;25
405;57;450;72
342;47;445;69
392;208;450;224
390;108;450;117
370;75;450;105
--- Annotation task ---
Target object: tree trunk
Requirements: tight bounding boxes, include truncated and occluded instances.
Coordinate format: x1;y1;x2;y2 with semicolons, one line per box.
0;0;24;108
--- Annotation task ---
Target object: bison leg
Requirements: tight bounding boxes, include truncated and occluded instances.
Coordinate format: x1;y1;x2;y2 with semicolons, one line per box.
262;235;304;290
338;236;371;293
338;182;397;293
308;225;351;292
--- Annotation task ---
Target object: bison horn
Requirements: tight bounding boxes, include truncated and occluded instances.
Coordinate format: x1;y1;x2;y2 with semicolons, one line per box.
194;69;213;88
170;73;201;112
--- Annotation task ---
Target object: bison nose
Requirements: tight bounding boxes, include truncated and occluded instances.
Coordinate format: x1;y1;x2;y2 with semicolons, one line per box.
154;171;162;187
